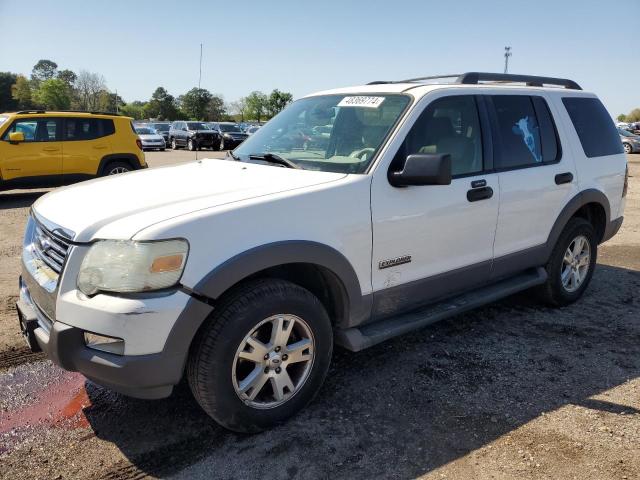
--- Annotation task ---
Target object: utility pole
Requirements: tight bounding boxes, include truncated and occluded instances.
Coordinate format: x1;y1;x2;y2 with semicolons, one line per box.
504;46;512;74
198;43;203;89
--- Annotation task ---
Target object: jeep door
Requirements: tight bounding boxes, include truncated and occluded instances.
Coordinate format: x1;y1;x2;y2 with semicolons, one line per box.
0;117;63;186
487;94;579;278
370;94;499;319
61;117;114;181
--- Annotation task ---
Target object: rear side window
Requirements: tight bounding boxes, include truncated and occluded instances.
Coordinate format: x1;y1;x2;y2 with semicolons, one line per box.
64;118;115;141
562;97;623;158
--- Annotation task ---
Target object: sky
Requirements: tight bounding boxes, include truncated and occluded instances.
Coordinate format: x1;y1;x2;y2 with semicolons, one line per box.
1;0;637;117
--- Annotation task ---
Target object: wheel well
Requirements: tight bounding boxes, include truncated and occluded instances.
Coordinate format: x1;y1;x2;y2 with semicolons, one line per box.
573;202;606;243
100;157;136;175
235;263;349;327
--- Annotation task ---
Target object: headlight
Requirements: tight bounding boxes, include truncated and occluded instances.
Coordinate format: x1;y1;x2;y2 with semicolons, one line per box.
77;239;188;296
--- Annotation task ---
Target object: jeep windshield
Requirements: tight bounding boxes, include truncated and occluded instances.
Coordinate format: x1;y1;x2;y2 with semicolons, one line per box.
234;94;411;174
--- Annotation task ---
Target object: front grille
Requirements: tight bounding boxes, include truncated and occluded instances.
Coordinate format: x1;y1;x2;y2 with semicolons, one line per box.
32;222;71;274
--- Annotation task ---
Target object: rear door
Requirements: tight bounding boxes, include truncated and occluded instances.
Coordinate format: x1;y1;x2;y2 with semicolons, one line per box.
0;117;63;183
489;93;579;277
61;117;114;180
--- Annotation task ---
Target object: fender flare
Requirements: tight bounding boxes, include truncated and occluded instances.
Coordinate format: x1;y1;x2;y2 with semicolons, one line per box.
192;240;370;326
544;188;611;257
98;153;144;175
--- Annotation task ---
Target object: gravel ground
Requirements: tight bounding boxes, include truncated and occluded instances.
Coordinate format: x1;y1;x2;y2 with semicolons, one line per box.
0;153;638;480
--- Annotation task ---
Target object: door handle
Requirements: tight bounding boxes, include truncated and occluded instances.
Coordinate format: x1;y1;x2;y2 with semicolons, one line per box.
555;172;573;185
467;186;494;202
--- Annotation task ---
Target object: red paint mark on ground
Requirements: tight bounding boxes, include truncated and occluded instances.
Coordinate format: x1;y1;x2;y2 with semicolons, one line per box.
0;372;91;434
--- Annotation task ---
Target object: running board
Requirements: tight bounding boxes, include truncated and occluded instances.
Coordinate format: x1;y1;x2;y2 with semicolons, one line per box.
335;267;547;352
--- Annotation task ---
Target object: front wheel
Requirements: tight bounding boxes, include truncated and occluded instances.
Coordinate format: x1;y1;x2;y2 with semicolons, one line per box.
623;143;632;154
188;139;196;151
187;279;333;433
537;217;597;306
219;138;226;151
171;138;177;150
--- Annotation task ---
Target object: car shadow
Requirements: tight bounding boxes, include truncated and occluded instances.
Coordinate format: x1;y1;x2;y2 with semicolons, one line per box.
82;262;640;479
0;191;47;210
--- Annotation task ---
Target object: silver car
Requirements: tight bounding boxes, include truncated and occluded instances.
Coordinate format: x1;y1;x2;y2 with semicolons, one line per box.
618;128;640;154
135;126;166;151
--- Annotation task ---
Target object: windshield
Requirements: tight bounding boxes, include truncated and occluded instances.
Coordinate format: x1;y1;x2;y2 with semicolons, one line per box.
219;123;242;133
618;128;635;137
152;124;170;132
187;122;208;130
234;94;411;173
136;127;156;135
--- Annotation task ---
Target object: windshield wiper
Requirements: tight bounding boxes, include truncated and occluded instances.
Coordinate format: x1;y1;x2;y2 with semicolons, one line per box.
248;153;300;169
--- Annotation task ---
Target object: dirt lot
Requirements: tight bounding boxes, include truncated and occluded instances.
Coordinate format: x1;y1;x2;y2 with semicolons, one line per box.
1;153;639;480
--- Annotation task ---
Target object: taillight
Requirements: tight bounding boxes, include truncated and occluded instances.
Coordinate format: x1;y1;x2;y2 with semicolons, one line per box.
622;164;628;198
136;138;142;150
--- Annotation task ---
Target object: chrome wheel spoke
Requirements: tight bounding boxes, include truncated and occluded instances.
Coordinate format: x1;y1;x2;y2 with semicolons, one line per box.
239;366;270;400
239;336;269;362
270;316;294;348
271;370;295;401
285;338;313;364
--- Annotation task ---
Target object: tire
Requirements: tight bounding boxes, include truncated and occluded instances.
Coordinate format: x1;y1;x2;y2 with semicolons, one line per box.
623;143;632;154
187;279;333;433
219;138;226;151
159;148;165;152
188;139;196;151
537;217;597;306
103;161;131;176
171;138;178;150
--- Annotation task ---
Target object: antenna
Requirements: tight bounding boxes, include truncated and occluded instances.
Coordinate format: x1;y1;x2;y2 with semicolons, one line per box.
504;46;512;74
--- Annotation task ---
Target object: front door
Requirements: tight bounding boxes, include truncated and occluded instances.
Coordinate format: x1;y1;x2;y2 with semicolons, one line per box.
0;117;63;184
371;94;499;319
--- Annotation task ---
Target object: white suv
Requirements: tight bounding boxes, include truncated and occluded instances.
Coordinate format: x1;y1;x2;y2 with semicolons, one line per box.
17;73;627;432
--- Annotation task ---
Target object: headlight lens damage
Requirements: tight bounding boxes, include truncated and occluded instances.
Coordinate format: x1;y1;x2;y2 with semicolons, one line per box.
77;239;188;296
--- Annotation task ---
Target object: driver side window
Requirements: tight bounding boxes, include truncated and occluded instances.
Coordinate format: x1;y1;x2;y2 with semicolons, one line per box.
396;95;484;177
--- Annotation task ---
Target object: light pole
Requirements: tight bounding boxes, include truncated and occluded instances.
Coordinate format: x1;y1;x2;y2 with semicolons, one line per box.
504;46;512;74
198;43;203;89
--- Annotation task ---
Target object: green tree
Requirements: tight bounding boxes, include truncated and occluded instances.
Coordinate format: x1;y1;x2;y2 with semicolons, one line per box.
31;59;58;83
0;72;18;112
75;70;106;111
245;91;268;122
33;78;71;110
626;108;640;123
267;89;293;117
146;87;178;120
205;95;226;121
97;90;123;113
229;97;248;122
180;87;212;120
57;69;77;88
11;75;33;109
120;101;147;120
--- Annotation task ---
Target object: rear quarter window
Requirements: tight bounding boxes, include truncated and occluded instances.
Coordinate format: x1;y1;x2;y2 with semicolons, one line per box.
562;97;623;158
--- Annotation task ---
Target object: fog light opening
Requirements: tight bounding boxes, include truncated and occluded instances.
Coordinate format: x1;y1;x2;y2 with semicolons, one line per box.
84;332;125;355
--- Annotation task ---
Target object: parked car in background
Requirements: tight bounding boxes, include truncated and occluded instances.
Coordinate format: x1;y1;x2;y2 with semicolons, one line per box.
618;127;640;154
169;121;220;151
135;126;166;151
245;125;261;135
148;122;171;147
207;122;248;150
0;110;146;190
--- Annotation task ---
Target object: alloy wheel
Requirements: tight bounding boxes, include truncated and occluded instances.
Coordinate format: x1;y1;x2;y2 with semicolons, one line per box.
108;166;129;175
232;314;315;409
561;234;591;293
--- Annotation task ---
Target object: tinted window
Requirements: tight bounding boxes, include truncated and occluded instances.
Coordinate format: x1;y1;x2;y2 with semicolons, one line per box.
397;95;483;176
219;124;241;132
531;96;560;163
2;118;60;142
562;97;624;157
187;122;208;130
492;96;544;168
64;118;114;141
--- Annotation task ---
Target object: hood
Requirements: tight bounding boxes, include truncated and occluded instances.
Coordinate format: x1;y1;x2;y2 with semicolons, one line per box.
33;159;346;242
138;133;164;141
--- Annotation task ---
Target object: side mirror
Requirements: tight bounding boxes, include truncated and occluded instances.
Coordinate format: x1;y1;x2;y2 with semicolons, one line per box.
9;131;25;144
389;153;452;187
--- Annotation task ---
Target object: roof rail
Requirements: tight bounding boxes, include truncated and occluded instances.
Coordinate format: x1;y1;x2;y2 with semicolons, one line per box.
456;72;582;90
16;110;121;116
367;72;581;90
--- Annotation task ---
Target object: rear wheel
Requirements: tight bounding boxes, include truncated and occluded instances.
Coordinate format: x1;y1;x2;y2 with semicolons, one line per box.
537;217;597;306
103;161;131;176
188;139;196;151
171;138;177;150
187;279;333;433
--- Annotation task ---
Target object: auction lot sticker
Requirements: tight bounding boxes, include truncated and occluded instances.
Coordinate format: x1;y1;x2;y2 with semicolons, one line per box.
338;96;385;108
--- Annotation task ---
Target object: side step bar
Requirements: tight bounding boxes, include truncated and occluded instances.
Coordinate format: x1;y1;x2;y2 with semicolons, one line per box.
335;267;547;352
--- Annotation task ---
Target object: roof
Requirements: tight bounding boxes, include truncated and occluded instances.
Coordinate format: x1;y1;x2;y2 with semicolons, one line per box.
6;110;123;118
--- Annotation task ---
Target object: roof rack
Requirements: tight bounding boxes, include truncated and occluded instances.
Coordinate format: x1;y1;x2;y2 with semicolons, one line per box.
15;110;121;116
367;72;581;90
